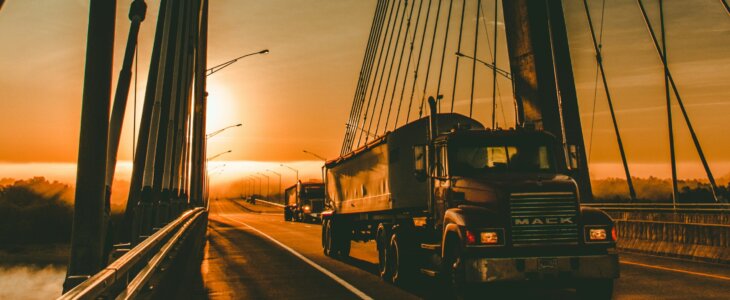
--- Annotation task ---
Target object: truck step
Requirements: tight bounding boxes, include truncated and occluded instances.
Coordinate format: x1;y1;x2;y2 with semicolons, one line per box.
420;243;441;251
420;268;439;277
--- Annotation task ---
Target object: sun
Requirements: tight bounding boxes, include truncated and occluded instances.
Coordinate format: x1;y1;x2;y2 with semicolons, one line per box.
205;80;239;133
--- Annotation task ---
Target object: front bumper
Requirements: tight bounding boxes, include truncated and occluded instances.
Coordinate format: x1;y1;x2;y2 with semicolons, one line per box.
464;254;619;283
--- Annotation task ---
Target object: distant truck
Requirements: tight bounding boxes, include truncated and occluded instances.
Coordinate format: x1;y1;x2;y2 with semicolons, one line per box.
321;99;619;298
284;180;325;222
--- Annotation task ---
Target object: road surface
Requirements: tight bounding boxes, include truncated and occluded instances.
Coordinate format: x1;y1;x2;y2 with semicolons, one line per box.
195;198;730;299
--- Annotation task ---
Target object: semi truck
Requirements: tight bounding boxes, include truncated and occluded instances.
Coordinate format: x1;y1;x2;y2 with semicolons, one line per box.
321;98;618;298
284;180;325;222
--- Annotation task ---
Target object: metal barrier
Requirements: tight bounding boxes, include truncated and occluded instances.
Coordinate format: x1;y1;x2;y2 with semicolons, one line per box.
59;207;207;300
582;203;730;213
582;203;730;263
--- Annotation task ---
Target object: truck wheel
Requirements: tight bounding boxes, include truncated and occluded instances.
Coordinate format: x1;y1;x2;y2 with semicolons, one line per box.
388;231;414;285
335;221;351;257
323;218;334;256
376;224;393;281
284;209;292;221
443;240;472;299
576;279;614;300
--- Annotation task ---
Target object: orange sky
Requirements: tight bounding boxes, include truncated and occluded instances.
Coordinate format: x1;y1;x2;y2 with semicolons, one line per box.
0;0;729;183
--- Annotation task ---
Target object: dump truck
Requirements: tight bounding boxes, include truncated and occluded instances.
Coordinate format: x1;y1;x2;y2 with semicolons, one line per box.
321;99;618;298
284;180;325;222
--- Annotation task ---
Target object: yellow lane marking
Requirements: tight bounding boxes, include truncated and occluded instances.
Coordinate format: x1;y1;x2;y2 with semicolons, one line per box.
621;260;730;281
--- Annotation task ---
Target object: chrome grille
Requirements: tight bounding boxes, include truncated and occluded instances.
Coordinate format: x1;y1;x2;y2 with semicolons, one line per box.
509;192;579;246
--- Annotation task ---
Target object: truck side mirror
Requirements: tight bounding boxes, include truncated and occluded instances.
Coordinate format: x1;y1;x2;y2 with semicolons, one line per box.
413;145;427;181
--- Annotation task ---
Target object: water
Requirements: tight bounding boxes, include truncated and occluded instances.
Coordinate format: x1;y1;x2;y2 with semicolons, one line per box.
0;265;65;300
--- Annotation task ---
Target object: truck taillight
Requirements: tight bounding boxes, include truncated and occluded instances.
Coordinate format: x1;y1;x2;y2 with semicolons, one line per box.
465;230;477;245
611;226;618;241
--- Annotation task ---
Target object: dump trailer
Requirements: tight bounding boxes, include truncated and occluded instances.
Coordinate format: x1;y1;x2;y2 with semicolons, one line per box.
322;100;618;298
284;180;325;222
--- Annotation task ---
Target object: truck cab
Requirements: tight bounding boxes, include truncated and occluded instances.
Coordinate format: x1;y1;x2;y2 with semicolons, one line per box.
284;181;326;222
419;129;618;297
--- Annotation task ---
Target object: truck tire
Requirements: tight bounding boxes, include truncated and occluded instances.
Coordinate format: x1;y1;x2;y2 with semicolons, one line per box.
443;237;474;299
323;217;351;258
388;231;415;286
284;209;292;221
576;279;614;300
323;218;334;256
376;224;393;281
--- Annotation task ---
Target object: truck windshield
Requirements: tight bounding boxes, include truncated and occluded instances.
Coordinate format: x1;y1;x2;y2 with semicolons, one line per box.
449;143;554;175
301;186;324;198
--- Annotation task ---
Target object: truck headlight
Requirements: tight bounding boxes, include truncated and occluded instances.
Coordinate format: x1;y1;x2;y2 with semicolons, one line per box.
480;232;499;244
303;205;311;213
589;228;607;241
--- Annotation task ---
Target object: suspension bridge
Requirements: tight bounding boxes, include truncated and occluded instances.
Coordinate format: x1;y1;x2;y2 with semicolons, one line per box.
37;0;730;299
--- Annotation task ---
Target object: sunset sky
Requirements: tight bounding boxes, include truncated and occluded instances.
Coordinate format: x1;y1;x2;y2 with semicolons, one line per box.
0;0;728;186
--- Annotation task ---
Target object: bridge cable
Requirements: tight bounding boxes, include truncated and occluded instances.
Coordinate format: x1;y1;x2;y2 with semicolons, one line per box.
357;0;397;147
341;0;388;155
363;0;401;144
353;0;393;149
450;0;467;113
385;0;418;132
417;0;444;118
468;0;480;118
489;0;498;128
394;0;426;129
375;0;409;136
722;0;730;16
587;0;606;163
405;0;435;124
435;0;455;114
659;0;680;207
583;0;637;201
636;0;720;202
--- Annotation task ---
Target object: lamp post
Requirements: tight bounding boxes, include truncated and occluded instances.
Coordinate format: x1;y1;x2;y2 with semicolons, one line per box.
302;150;327;161
280;164;299;185
206;49;269;76
251;175;262;199
206;123;242;139
257;172;270;200
455;52;512;80
266;169;282;204
207;149;232;161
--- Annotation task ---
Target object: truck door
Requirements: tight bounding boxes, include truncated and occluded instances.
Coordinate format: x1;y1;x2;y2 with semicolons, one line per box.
433;144;450;231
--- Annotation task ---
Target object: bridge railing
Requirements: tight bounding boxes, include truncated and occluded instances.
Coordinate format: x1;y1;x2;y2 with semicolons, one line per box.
582;203;730;263
59;207;207;300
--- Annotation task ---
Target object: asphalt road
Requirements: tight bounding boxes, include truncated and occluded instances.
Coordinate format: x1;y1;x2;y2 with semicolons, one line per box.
198;198;730;299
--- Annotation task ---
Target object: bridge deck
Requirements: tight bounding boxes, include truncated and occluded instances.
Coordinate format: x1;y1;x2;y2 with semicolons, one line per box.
199;199;730;299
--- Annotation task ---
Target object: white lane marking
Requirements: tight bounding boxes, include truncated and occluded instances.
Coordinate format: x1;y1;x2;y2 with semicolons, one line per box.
213;201;373;300
621;260;730;281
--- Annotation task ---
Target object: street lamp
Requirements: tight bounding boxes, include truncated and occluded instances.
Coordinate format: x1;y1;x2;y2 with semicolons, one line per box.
206;49;269;76
207;123;242;139
280;164;299;185
251;175;262;198
207;149;232;161
257;172;270;200
455;52;512;80
266;169;282;204
303;150;327;161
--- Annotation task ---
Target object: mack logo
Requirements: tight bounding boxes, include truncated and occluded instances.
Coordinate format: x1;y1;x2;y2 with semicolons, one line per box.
514;217;574;225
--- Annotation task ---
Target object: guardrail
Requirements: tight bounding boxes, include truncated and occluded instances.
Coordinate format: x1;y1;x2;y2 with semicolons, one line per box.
582;203;730;213
59;207;207;300
253;198;285;208
582;203;730;263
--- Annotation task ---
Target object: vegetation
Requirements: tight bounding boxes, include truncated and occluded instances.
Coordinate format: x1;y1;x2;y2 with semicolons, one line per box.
591;177;730;203
0;177;73;245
